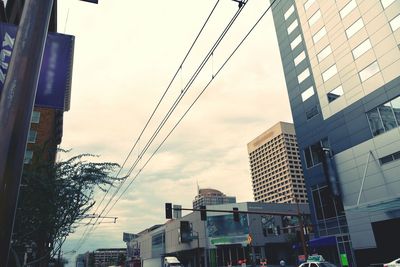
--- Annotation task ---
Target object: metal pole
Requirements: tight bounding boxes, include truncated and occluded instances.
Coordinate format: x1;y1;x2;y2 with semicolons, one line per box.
0;0;54;265
295;197;308;260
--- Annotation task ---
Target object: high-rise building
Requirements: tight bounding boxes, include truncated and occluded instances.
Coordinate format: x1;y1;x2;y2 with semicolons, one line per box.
193;188;236;209
270;0;400;266
247;121;308;204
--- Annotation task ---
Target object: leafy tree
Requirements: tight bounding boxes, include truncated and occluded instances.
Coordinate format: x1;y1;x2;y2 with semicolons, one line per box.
11;148;123;266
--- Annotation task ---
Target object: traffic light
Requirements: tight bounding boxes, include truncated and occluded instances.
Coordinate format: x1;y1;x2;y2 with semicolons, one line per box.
165;203;172;219
200;205;207;221
180;221;191;243
233;207;240;222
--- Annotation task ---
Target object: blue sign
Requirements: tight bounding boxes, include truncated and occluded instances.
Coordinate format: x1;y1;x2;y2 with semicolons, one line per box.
0;22;75;110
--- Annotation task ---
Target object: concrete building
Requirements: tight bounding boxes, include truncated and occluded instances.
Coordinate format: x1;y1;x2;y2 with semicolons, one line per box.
193;188;236;209
247;122;308;204
270;0;400;266
93;248;126;267
125;202;312;267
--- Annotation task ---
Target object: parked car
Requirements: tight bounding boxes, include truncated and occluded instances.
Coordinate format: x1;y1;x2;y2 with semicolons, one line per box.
384;258;400;267
298;255;337;267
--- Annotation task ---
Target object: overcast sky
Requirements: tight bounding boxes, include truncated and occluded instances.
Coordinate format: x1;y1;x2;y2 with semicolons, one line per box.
57;0;292;265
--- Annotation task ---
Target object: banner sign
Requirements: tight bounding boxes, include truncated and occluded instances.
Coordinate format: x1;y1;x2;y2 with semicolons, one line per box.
0;22;75;110
207;214;249;247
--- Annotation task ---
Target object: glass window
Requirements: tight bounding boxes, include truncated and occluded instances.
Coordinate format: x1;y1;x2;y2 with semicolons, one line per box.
294;51;306;66
298;68;310;84
284;5;295;20
390;14;400;32
367;108;385;136
359;61;380;82
308;10;321;27
380;154;394;165
31;111;40;123
306;106;319;120
378;103;398;131
312;189;323;219
346;18;364;39
352;39;372;59
301;86;314;102
327;85;344;103
311;143;323;165
313;26;327;44
322;64;337;82
340;0;357;19
291;35;302;50
317;45;332;62
381;0;396;9
28;130;37;143
304;0;316;11
304;147;313;168
288;19;299;35
24;150;33;164
390;96;400;125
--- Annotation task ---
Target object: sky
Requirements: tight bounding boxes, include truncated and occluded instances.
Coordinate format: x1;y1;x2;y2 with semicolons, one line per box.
56;0;292;265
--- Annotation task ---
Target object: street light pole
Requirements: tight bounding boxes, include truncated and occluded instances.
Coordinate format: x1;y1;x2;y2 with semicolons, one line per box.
294;196;308;260
0;0;54;265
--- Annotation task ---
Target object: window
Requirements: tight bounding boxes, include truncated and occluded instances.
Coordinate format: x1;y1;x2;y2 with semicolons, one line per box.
294;51;306;66
304;139;328;168
298;68;310;84
308;10;321;27
379;151;400;165
291;35;302;50
31;111;40;123
367;95;400;137
28;130;37;143
390;14;400;32
340;0;357;19
322;64;338;82
352;39;372;59
301;86;314;102
317;45;332;62
304;0;316;11
284;5;295;20
312;186;344;221
327;86;344;103
381;0;395;9
359;61;380;82
288;19;299;35
313;27;327;44
24;150;33;164
306;106;319;120
346;18;364;38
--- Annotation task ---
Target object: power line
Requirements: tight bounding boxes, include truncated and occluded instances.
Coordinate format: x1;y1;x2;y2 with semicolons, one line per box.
91;1;247;234
101;0;279;227
71;0;222;252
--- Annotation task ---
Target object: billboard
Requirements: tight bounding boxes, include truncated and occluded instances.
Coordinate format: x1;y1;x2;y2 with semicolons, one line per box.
207;214;249;247
0;22;75;110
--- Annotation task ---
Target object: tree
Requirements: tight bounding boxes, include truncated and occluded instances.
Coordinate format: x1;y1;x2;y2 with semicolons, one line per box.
11;148;123;266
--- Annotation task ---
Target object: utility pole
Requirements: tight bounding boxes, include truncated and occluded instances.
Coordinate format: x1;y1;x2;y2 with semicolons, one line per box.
0;0;54;265
294;196;308;260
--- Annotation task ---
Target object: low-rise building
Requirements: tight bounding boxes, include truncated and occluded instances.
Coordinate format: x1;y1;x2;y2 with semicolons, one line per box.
126;202;312;267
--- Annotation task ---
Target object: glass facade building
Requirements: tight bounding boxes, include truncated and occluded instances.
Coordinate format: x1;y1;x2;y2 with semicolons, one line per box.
270;0;400;266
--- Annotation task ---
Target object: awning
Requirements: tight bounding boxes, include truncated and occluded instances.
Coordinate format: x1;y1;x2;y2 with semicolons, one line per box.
292;236;337;249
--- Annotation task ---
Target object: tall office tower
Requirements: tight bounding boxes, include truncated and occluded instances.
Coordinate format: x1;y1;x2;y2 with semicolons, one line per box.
247;122;308;204
270;0;400;266
192;188;236;209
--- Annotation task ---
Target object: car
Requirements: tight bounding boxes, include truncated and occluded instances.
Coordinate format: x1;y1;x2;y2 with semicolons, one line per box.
298;255;337;267
384;258;400;267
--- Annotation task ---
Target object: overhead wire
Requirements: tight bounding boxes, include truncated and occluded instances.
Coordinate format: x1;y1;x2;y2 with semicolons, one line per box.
74;0;279;251
71;0;222;252
90;1;247;233
100;0;279;226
